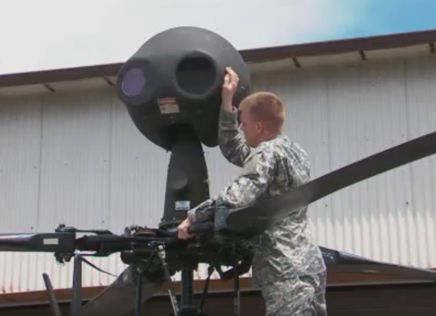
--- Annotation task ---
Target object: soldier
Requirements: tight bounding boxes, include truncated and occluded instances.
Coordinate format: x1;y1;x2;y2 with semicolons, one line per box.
178;67;327;315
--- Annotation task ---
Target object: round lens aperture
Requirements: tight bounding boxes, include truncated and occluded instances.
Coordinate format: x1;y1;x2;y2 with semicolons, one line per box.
121;68;145;97
176;55;216;96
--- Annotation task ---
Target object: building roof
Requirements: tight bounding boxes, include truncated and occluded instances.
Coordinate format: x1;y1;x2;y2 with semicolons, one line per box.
0;29;435;89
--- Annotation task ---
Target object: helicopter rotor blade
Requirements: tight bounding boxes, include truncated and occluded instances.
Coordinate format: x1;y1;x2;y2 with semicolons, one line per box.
226;130;436;236
321;247;436;281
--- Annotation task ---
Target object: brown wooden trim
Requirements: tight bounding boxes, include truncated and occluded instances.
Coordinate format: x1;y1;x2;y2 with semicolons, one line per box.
1;29;436;89
0;278;253;306
240;29;436;61
0;63;121;89
2;282;436;316
1;267;435;307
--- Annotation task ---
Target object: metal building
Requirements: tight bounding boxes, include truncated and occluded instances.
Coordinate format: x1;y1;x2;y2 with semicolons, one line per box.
0;30;436;295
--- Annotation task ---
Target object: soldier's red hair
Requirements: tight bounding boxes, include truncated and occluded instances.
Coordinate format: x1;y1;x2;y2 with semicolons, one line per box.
239;92;285;133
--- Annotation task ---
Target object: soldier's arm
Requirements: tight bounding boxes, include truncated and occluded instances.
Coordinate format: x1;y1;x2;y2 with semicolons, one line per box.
217;147;276;208
186;198;215;223
218;108;251;167
219;67;250;167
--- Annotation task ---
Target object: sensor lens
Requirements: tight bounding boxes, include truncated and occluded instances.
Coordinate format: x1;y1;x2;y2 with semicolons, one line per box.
176;56;215;96
121;68;145;97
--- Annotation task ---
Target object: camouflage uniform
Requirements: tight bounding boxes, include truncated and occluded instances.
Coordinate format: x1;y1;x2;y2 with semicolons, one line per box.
189;109;327;315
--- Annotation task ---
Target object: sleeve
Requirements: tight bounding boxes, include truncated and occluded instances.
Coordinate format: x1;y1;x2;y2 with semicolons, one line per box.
216;147;276;209
218;108;251;167
186;198;215;223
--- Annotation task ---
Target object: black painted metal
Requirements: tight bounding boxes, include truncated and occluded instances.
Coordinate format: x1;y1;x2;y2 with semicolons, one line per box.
0;232;75;253
117;26;250;150
321;247;436;281
199;267;214;314
233;270;240;316
42;273;62;316
181;268;196;316
160;127;210;228
134;272;143;316
70;256;82;316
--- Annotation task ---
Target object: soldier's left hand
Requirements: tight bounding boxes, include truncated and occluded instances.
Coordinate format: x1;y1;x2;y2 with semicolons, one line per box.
177;217;194;240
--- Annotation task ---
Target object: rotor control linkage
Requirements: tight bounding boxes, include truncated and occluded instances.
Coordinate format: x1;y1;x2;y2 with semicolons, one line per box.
157;244;181;316
42;273;62;316
70;256;84;316
198;266;215;314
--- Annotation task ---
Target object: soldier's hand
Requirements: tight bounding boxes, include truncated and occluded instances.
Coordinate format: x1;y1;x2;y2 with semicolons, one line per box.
177;217;194;240
221;67;239;112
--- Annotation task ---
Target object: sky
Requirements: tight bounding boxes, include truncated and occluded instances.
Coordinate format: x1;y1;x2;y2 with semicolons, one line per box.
1;0;436;74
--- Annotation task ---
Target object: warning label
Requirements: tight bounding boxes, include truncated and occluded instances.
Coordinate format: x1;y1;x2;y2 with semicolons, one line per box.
158;97;180;114
175;201;191;211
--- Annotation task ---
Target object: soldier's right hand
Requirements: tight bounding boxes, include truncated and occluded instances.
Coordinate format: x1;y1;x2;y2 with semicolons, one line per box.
221;67;239;112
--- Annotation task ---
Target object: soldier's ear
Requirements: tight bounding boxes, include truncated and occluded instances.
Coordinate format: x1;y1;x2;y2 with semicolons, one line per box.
255;121;263;133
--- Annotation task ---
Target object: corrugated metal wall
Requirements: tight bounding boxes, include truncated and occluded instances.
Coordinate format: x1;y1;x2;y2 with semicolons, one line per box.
262;57;436;268
0;55;436;293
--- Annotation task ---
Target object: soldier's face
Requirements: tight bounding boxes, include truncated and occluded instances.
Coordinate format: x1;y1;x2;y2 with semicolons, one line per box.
239;109;262;147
